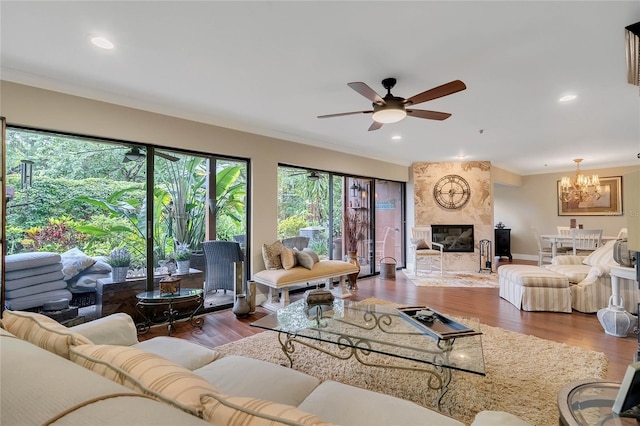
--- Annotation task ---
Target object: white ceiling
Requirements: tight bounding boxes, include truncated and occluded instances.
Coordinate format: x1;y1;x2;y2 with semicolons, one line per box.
1;1;639;175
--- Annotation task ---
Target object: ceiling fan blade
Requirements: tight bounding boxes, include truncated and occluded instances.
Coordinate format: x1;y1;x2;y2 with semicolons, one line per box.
368;121;383;131
406;109;452;121
404;80;467;106
317;110;373;119
347;82;385;105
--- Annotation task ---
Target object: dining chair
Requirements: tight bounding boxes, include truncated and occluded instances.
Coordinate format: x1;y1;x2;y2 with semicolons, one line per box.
532;227;554;266
617;228;628;239
410;226;444;275
556;226;573;250
571;229;603;255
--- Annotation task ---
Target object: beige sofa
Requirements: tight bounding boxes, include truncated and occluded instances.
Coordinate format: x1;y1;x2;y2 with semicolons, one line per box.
1;310;528;426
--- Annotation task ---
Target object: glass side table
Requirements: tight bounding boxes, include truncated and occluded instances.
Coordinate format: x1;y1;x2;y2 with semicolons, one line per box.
135;288;204;336
558;379;637;426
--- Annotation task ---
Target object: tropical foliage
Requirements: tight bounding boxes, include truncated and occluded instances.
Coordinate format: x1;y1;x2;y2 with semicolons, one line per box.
4;129;248;268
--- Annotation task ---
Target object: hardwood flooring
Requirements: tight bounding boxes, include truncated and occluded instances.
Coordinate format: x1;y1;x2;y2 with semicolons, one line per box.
140;260;638;382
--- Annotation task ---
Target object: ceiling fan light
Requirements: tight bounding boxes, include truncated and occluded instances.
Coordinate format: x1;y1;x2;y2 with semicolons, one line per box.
123;148;145;162
372;108;406;124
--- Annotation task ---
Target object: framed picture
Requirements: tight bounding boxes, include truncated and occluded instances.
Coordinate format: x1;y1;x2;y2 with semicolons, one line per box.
613;362;640;416
557;176;622;216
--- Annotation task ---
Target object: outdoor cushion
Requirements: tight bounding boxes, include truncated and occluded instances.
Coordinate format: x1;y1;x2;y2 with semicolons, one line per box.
60;248;96;280
3;270;65;290
4;262;62;281
4;288;73;311
4;251;61;272
4;279;67;299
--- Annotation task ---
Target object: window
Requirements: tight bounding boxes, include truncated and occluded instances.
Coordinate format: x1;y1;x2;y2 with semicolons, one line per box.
3;127;249;316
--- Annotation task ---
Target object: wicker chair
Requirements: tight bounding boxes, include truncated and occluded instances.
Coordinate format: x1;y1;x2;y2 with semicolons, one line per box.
281;236;310;250
203;240;244;294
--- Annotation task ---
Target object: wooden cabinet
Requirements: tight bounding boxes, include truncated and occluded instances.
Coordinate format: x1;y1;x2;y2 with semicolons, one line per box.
495;228;512;261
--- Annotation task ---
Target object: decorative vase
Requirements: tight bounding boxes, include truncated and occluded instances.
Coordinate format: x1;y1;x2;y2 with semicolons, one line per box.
177;260;191;274
597;296;636;337
111;266;129;283
233;294;251;319
346;251;360;290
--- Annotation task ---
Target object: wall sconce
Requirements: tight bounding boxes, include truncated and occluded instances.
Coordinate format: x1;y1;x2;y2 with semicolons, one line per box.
350;182;359;198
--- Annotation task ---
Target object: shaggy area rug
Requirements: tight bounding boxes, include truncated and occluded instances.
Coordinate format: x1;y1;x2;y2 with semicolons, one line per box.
402;269;500;288
216;298;607;426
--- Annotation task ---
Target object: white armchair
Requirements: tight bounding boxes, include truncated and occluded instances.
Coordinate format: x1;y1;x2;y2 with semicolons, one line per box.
545;241;639;313
410;227;444;275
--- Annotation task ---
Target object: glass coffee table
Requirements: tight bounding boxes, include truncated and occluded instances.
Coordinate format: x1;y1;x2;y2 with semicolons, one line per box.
135;288;204;336
251;299;485;409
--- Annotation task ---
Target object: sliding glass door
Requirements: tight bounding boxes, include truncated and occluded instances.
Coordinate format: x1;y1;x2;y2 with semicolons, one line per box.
278;165;405;278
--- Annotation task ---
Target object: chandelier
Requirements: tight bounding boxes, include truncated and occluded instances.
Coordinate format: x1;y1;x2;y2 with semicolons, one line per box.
559;159;601;203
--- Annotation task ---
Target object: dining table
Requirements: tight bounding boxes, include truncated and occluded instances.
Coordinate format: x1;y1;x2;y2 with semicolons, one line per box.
540;234;618;257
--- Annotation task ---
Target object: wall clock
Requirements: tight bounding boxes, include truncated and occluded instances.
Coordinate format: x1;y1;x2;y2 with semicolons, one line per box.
433;174;471;209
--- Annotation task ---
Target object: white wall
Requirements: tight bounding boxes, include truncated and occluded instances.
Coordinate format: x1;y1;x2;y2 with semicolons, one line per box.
494;165;640;260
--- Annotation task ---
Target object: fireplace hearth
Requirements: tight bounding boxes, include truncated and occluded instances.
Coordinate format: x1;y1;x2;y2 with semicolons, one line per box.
432;225;474;252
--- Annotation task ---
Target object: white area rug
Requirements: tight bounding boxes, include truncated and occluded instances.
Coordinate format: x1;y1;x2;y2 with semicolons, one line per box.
402;269;500;288
216;297;608;426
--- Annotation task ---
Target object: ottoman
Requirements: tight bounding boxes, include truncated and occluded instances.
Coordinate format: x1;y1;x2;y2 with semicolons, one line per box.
499;265;571;312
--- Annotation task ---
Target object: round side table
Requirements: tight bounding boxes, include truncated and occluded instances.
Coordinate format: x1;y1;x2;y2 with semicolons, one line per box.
558;379;637;425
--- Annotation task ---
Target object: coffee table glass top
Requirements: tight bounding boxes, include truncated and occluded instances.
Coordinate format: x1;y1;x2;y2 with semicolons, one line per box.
251;299;485;375
136;288;202;301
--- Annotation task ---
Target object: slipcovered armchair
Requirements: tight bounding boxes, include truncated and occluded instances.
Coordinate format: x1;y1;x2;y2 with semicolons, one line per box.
410;227;444;275
203;240;244;294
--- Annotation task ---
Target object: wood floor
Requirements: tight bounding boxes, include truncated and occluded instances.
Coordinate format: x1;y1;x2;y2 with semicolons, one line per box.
140;260;638;382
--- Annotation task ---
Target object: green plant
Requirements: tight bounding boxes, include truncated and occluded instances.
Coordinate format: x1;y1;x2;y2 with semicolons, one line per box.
277;214;308;239
174;243;191;261
107;247;131;267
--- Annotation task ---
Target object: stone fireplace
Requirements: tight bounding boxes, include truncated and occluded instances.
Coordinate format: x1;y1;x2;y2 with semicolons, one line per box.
413;161;493;271
432;225;474;252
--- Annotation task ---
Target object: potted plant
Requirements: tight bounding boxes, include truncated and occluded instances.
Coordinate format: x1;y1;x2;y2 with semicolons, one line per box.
108;247;131;282
175;242;192;274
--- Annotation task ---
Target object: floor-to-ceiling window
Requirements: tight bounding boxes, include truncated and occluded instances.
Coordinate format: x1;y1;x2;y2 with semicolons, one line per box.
278;165;405;278
2;126;249;317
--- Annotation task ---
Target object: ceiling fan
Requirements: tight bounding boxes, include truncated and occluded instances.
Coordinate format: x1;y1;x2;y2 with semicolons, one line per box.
74;145;179;163
287;169;322;180
123;147;179;163
317;78;466;131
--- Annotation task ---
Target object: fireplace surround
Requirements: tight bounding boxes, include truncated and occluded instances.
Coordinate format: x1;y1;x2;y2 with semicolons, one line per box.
432;225;475;252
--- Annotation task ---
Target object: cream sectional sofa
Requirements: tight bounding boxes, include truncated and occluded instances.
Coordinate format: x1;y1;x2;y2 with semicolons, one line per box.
1;310;528;426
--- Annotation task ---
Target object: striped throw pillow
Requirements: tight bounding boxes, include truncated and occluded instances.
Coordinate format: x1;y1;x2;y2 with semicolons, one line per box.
1;310;93;359
201;392;333;426
70;344;219;416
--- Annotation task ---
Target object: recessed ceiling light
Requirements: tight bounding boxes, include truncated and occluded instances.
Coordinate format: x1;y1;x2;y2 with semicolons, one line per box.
558;94;577;103
391;135;402;140
91;36;114;50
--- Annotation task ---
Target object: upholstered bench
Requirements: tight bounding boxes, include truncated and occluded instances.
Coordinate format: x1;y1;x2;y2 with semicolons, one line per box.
499;265;571;312
252;260;359;309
